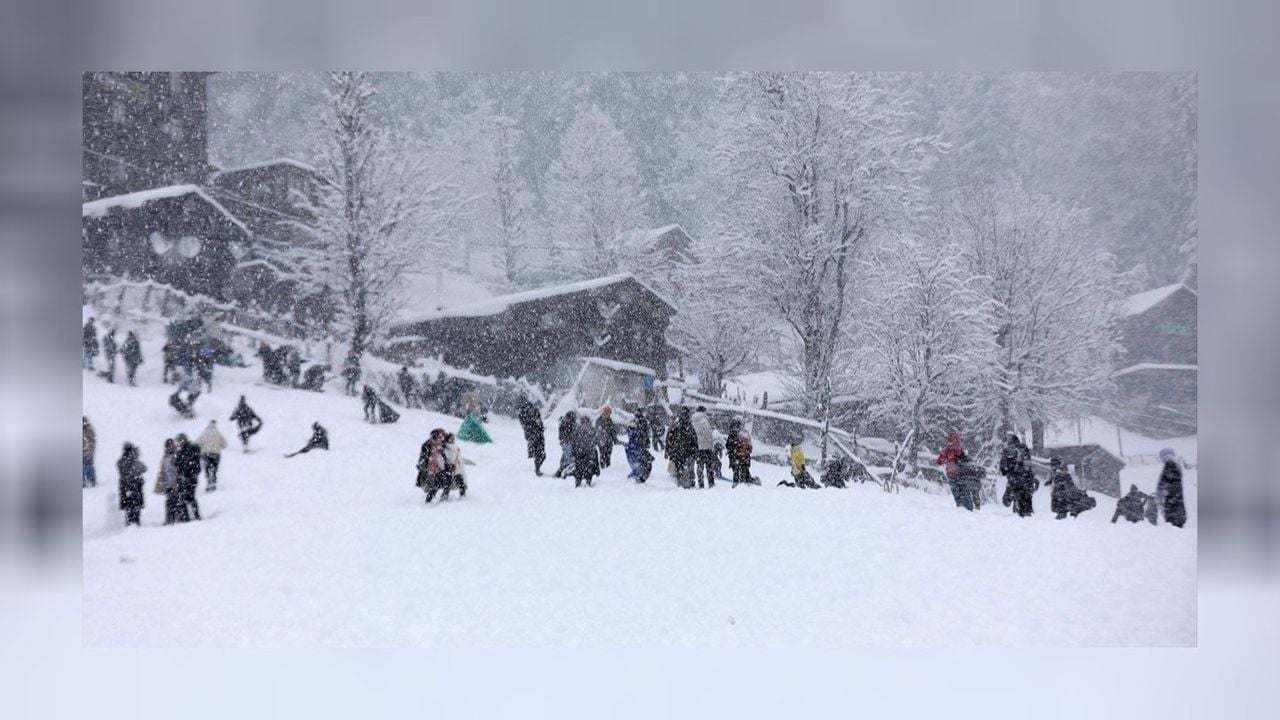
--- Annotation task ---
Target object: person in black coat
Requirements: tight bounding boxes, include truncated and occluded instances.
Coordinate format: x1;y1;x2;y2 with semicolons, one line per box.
362;385;379;423
173;434;202;521
229;396;263;451
665;407;699;488
1112;484;1154;524
1155;448;1187;527
1047;458;1097;519
397;366;419;408
82;317;99;370
595;406;617;469
573;416;600;487
647;403;668;451
725;417;753;487
517;397;546;475
285;422;329;457
121;331;144;385
116;442;146;526
999;434;1038;517
553;411;577;478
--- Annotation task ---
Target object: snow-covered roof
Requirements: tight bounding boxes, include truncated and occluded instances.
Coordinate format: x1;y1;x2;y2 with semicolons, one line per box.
1113;363;1198;377
581;356;656;376
208;157;320;181
391;273;676;327
1123;283;1196;317
81;184;252;239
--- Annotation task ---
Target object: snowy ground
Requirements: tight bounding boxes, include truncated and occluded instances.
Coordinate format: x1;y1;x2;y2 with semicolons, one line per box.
82;328;1196;647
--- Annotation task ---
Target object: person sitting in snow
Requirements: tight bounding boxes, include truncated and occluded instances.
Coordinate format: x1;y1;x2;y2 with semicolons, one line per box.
1047;457;1097;519
299;363;329;392
1112;484;1154;524
285;422;329;458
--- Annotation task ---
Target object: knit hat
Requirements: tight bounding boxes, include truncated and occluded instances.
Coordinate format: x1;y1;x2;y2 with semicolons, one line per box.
1159;448;1176;463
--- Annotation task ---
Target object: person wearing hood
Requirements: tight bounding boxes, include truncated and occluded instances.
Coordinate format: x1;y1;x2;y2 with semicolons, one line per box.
116;442;146;526
691;406;716;488
1155;448;1187;528
517;396;546;476
553;411;577;479
229;396;263;452
595;406;617;469
196;420;228;492
999;433;1037;517
783;442;821;489
573;416;600;487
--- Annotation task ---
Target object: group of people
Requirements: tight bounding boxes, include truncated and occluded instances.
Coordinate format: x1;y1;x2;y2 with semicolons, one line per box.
414;428;469;502
83;317;144;385
87;414;227;527
515;399;756;490
257;341;328;392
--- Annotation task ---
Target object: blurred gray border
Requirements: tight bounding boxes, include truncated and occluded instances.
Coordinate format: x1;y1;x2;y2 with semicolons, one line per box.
2;0;1278;714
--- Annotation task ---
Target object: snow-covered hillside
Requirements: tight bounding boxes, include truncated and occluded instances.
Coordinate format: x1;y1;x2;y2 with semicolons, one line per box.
82;327;1196;647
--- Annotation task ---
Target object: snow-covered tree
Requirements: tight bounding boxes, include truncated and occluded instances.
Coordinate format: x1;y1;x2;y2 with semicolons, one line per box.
541;104;648;281
950;181;1127;451
294;72;470;360
712;72;940;426
851;236;998;468
488;111;533;289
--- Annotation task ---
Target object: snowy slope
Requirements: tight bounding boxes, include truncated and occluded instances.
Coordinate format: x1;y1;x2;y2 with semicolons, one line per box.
82;331;1196;647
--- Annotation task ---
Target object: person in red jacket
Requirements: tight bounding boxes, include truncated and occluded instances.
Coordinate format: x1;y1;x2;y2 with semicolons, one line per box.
936;431;966;480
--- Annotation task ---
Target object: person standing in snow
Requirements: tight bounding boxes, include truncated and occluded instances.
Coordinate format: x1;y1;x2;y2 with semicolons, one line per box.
665;407;698;489
229;396;263;452
595;406;617;469
82;416;97;488
999;433;1037;517
101;328;118;383
121;330;144;386
116;442;146;527
196;420;228;492
552;411;577;478
630;406;650;455
82;317;99;370
397;366;419;408
935;431;966;484
161;339;177;384
195;339;216;392
285;422;329;458
517;396;546;475
416;429;445;496
725;416;753;487
1155;448;1187;528
173;433;202;521
341;352;362;396
157;438;185;524
361;385;379;423
442;432;469;498
625;421;654;483
573;415;600;487
691;406;715;488
647;402;668;451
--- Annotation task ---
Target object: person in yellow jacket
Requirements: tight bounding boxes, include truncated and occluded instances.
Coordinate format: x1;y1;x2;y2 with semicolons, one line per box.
782;442;821;488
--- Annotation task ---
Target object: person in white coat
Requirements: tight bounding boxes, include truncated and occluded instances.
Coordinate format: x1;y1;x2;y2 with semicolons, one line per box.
196;419;229;492
441;432;473;499
691;406;716;488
